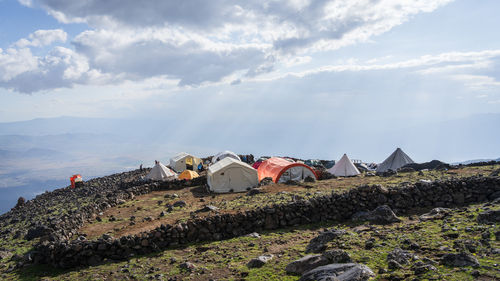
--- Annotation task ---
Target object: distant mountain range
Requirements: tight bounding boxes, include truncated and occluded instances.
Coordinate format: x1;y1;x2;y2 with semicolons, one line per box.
452;158;500;165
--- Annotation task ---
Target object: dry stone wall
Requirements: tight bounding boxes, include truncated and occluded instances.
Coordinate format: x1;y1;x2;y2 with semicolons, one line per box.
31;176;500;268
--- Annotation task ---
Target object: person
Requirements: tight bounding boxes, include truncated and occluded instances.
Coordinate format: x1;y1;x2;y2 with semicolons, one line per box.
140;164;143;171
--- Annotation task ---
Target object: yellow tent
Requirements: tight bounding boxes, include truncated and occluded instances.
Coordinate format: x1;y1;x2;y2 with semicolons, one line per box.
178;170;200;180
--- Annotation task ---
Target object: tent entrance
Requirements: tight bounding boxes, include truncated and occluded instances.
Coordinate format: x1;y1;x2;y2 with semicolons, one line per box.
186;157;194;170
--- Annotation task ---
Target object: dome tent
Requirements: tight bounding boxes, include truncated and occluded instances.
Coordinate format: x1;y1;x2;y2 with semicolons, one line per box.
145;161;177;181
207;158;258;193
211;150;241;164
178;170;199;180
170;152;203;173
257;157;317;183
328;154;360;177
376;148;415;173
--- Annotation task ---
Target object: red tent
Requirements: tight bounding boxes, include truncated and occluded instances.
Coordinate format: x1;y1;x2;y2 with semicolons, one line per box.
257;157;317;183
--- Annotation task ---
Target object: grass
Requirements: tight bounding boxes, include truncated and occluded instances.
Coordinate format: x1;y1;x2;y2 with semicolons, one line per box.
1;164;499;280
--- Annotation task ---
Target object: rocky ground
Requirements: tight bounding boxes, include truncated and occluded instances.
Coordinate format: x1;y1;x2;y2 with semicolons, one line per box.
0;164;498;280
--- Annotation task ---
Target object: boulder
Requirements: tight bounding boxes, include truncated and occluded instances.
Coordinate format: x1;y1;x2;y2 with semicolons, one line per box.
352;205;401;224
477;210;500;224
387;248;416;265
286;255;329;274
173;201;187;208
299;263;374;281
25;224;51;241
306;229;346;253
247;254;274;268
441;252;479;267
419;208;451;221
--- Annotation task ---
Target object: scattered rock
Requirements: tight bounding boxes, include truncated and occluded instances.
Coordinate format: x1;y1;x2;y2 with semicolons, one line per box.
387;259;403;270
306;229;346;253
195;205;219;213
246;232;261;238
419;208;451;221
411;261;436;275
247;254;274;268
173;201;187;208
0;251;13;260
304;176;316;183
259;177;274;186
246;188;265;196
441;252;480;267
352;205;401;224
179;262;196;272
387;248;416;265
25;225;51;240
299;263;374;281
286;255;329;274
477;210;500;224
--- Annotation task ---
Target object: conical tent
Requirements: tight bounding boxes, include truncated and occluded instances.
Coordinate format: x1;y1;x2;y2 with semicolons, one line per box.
211;151;241;164
328;154;360;177
146;162;177;181
178;170;199;180
376;148;414;172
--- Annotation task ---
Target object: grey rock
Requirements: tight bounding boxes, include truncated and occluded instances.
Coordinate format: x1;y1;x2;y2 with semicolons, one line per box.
419;208;451;221
25;225;51;241
247;254;274;268
441;252;480;267
477;210;500;224
286;255;329;274
323;249;352;263
173;201;187;208
387;248;415;265
306;229;346;253
299;263;374;281
411;261;436;275
195;205;219;213
352;205;401;224
179;262;196;271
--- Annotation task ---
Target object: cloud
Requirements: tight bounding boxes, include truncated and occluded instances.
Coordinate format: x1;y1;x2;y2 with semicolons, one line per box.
15;29;67;48
5;0;454;93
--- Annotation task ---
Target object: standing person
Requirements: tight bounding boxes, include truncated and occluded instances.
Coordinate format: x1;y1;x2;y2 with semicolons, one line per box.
140;164;143;171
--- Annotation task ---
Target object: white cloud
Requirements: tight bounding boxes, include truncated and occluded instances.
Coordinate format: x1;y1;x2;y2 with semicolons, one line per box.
4;0;457;93
15;29;67;48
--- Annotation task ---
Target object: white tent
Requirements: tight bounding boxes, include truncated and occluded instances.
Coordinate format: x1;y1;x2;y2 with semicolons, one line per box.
145;162;177;181
376;148;414;172
169;152;203;173
207;157;258;193
328;154;360;177
211;151;241;164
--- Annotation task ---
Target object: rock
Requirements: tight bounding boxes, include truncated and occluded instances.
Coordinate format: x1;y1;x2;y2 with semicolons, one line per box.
15;197;26;208
0;251;13;260
286;255;329;274
179;262;196;272
247;254;274;268
352;205;401;224
387;259;402;270
286;250;351;274
259;177;274;186
299;263;374;281
323;249;352;263
25;225;51;241
419;208;451;221
246;232;261;238
173;201;187;208
195;205;219;213
441;252;480;267
477;210;500;224
246;188;264;196
387;248;415;265
306;229;346;253
160;211;166;217
304;176;316;183
411;261;436;275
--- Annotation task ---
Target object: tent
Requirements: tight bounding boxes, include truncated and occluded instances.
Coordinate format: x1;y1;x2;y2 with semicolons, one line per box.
328;154;360;177
178;170;199;180
170;152;203;173
376;148;415;172
258;157;317;183
211;151;241;164
207;158;259;193
145;162;177;181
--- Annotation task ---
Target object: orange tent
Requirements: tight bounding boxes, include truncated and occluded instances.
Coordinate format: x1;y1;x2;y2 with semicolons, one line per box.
257;157;317;183
70;174;82;188
178;170;199;180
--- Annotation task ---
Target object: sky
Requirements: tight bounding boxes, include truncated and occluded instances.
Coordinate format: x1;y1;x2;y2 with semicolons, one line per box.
0;0;500;161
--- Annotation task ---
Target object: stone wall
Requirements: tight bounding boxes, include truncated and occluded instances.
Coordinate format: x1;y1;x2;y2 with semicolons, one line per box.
30;176;500;268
